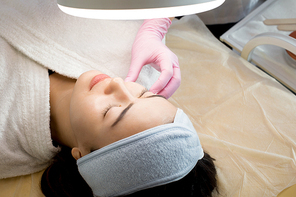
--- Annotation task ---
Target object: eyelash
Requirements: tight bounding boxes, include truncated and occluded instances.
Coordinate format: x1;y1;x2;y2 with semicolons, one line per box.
102;88;148;117
139;89;148;98
102;104;113;117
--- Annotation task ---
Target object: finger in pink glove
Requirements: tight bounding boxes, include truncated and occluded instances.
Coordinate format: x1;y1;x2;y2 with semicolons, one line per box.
125;18;181;98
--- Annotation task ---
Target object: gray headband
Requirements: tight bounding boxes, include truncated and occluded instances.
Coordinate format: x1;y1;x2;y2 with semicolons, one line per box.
77;108;204;197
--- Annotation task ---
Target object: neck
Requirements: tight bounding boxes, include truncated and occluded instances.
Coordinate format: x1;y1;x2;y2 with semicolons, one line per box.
49;73;77;148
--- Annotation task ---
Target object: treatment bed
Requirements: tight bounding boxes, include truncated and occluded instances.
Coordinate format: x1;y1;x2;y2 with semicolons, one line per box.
0;2;295;196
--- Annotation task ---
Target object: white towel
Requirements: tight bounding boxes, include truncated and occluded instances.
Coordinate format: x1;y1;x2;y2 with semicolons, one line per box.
0;0;159;85
0;0;159;178
0;37;59;178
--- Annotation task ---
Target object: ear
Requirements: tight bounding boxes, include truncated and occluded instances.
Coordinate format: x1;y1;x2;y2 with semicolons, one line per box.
71;147;82;160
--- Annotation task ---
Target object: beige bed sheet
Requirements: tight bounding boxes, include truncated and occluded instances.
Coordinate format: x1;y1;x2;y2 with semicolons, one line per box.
0;15;296;197
0;170;44;197
167;16;296;196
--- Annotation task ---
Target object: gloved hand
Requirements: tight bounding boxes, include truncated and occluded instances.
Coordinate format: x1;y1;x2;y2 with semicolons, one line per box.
125;18;180;99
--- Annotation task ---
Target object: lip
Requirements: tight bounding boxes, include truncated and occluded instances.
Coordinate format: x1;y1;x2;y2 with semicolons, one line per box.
89;74;111;90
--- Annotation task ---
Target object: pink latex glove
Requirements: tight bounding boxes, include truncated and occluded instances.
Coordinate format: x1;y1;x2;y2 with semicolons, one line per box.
125;18;180;99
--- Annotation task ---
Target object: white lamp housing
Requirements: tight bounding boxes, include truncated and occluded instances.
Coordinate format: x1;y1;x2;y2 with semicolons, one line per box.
57;0;225;20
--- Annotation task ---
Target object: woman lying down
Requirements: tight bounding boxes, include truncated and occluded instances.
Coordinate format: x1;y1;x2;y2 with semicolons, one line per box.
0;17;217;195
39;70;218;197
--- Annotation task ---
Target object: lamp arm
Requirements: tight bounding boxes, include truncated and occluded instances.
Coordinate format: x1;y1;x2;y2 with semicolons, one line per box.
241;32;296;62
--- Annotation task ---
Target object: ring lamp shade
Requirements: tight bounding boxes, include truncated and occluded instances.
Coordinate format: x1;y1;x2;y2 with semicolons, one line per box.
57;0;225;20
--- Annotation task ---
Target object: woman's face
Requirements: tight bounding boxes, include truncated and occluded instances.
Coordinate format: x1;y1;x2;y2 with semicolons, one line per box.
70;70;177;156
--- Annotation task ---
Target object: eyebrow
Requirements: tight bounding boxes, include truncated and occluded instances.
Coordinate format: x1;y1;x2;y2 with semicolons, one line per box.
111;94;167;127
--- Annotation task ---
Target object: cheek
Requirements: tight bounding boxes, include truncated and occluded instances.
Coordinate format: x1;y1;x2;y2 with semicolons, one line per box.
70;99;107;149
70;95;102;134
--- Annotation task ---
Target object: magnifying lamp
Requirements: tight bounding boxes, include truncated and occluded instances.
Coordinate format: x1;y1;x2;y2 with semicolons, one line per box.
57;0;225;20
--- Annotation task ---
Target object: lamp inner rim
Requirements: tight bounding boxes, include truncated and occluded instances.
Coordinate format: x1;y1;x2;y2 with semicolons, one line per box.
57;0;215;9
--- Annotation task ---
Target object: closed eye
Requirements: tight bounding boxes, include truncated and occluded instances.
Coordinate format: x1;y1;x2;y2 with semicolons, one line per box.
138;88;148;98
103;88;148;118
102;104;112;117
111;93;167;127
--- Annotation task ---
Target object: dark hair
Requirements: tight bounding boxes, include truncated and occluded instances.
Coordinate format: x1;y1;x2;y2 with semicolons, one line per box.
41;147;217;197
41;146;93;197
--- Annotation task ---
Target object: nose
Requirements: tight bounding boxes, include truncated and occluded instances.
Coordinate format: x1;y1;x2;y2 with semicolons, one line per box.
104;78;134;102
